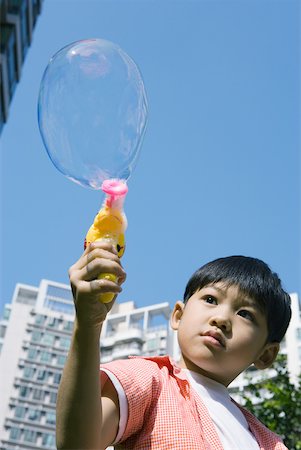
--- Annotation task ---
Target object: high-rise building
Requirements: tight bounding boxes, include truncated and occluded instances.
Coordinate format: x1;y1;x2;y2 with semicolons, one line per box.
0;0;44;134
0;281;71;449
100;300;172;362
0;279;175;449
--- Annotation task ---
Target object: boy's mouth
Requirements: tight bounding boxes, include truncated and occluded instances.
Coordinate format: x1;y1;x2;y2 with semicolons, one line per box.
203;330;226;348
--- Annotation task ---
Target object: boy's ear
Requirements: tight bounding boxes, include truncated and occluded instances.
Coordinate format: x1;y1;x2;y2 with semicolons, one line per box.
253;342;280;370
170;301;185;331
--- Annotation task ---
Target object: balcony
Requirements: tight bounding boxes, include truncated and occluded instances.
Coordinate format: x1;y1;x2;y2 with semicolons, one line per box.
111;345;142;360
101;327;144;347
101;342;142;363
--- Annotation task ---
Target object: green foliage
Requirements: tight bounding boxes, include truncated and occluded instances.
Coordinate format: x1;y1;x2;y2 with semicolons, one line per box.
241;354;301;450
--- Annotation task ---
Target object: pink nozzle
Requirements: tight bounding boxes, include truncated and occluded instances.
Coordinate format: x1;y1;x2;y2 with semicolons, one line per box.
101;179;128;196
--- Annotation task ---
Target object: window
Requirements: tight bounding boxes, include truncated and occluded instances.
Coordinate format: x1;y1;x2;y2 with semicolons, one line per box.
0;324;6;338
130;341;141;350
32;388;44;401
45;411;56;425
19;385;30;398
6;26;17;97
160;337;167;347
45;298;74;315
57;354;67;366
9;426;21;441
42;333;55;346
32;0;40;25
59;336;71;349
53;372;61;385
28;408;41;422
20;0;29;60
27;347;38;360
48;317;60;329
147;338;159;351
35;314;46;325
23;429;37;443
17;287;37;305
47;285;72;300
42;433;56;448
23;366;35;379
296;328;301;341
14;405;26;419
3;306;11;320
49;391;57;405
37;369;48;382
40;350;52;363
63;320;73;332
31;329;42;342
101;349;112;358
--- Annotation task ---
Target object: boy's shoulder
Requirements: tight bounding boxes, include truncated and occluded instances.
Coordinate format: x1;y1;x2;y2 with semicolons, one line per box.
100;354;187;391
101;354;174;372
232;400;287;449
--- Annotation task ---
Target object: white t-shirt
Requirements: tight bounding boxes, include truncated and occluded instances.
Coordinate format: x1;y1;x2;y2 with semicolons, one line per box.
184;369;260;450
101;367;260;449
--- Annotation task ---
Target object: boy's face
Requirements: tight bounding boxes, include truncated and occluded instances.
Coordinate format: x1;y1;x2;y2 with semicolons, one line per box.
171;282;279;386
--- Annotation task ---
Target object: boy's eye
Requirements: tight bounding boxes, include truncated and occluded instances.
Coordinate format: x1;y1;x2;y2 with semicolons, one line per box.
204;295;217;305
238;309;254;321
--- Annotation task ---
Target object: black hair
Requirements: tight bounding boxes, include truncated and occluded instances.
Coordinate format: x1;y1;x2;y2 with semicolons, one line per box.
183;256;291;343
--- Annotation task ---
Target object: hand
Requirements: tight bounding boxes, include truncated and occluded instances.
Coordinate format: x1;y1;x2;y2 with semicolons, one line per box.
68;241;126;329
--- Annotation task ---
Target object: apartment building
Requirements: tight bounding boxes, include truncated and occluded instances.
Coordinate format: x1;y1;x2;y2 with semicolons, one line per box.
0;279;174;449
0;0;43;134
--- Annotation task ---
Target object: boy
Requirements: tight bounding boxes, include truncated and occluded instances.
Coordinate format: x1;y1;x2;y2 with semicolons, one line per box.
56;241;291;450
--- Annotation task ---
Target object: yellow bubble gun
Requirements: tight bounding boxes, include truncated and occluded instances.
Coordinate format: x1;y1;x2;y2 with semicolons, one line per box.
84;179;128;303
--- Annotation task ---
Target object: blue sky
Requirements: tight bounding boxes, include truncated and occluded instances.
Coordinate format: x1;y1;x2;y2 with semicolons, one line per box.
1;0;300;314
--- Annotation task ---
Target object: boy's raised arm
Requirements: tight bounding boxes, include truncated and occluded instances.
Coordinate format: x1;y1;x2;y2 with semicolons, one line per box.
56;242;126;450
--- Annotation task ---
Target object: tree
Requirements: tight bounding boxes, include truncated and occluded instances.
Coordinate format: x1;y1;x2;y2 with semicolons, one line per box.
240;354;301;449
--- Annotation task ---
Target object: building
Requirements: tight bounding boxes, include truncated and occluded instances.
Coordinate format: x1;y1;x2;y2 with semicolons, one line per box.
0;281;70;449
0;279;174;449
0;0;43;134
100;300;172;362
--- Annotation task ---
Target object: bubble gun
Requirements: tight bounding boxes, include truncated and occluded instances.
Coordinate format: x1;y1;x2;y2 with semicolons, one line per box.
84;179;128;303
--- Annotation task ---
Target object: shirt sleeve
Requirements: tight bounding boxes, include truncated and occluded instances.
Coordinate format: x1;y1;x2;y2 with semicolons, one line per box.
100;368;128;444
100;357;162;443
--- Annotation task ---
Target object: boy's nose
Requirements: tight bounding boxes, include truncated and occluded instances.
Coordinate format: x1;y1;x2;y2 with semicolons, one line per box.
209;315;232;333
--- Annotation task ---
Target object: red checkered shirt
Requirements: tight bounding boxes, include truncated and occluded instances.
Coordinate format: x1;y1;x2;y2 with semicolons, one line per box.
100;355;287;449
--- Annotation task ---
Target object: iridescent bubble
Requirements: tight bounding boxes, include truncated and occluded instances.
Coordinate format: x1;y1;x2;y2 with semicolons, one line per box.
38;39;148;189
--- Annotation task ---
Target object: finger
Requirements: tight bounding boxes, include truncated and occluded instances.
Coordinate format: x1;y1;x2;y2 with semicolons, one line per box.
69;244;94;273
117;270;127;285
75;277;122;293
80;258;126;282
79;247;120;272
89;278;122;294
70;241;118;271
90;240;118;255
88;247;120;265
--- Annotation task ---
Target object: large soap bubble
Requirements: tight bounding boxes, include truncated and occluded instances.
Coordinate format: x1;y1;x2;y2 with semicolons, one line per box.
38;39;148;189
